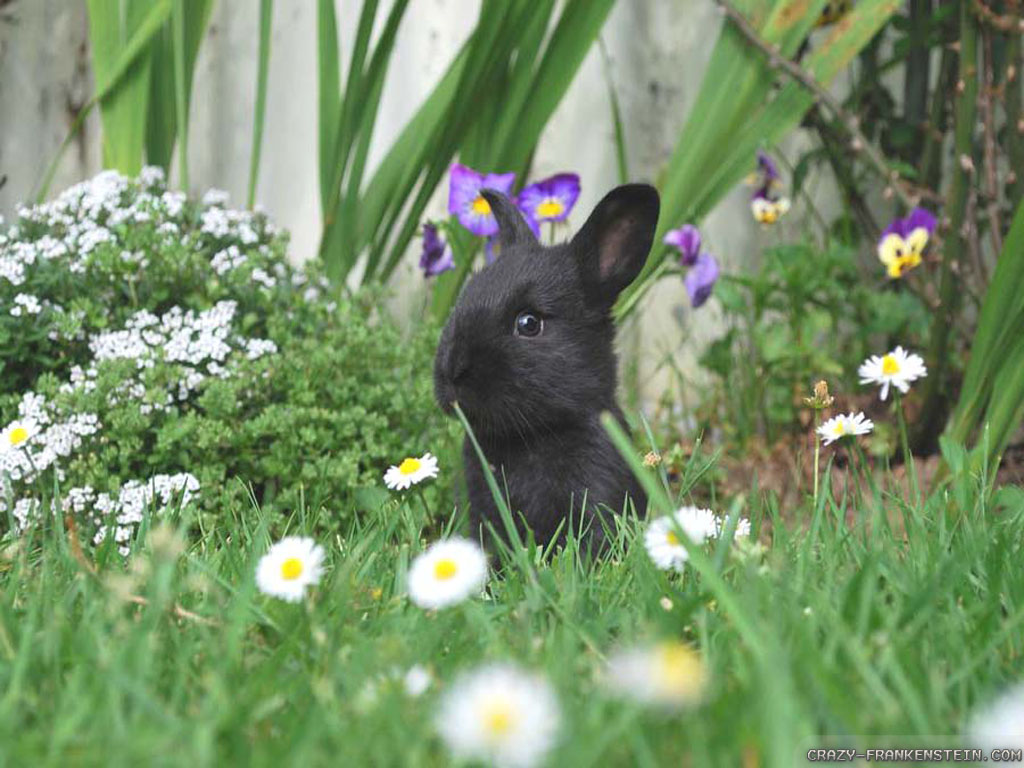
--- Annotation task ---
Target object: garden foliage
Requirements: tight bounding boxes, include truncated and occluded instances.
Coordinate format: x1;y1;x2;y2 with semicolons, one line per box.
1;170;448;548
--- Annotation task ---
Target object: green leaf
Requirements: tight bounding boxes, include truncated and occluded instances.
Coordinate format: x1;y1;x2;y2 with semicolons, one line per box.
247;0;274;208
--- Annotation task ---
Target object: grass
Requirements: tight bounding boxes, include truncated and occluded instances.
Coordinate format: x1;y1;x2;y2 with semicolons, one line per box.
1;424;1023;765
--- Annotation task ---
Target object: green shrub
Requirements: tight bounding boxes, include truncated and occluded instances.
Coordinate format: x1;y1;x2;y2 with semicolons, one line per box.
0;169;451;549
695;241;930;447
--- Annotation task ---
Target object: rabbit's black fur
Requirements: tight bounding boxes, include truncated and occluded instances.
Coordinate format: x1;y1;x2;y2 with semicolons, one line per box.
434;184;658;550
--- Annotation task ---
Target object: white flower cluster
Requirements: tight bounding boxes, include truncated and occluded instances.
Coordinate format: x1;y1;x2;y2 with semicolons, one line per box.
68;300;278;413
211;245;247;275
1;167;278;294
57;473;200;555
11;293;42;316
0;392;99;485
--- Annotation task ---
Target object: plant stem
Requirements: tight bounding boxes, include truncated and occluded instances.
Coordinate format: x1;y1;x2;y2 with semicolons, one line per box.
904;0;933;163
915;3;979;453
895;392;920;504
813;413;821;511
1006;0;1024;210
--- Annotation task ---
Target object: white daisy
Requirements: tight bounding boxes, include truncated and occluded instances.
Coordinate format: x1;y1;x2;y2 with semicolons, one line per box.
644;506;719;572
858;346;927;400
407;537;487;610
384;452;439;490
968;683;1024;752
0;419;39;453
605;641;708;709
816;411;874;446
436;663;561;768
403;664;432;697
255;536;325;603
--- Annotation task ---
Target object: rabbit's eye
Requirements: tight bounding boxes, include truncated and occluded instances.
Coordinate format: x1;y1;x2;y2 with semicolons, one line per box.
514;311;543;338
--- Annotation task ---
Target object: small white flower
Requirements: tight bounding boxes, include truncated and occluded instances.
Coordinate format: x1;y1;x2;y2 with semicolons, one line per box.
858;346;927;400
968;683;1024;752
255;536;325;603
1;419;39;453
403;664;432;697
436;663;561;768
384;452;439;490
817;411;875;446
644;506;718;572
605;640;708;710
407;537;487;610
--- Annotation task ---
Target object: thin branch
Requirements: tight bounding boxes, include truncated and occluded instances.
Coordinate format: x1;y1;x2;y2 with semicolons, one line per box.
980;27;1002;260
971;0;1024;32
713;0;919;211
64;514;216;626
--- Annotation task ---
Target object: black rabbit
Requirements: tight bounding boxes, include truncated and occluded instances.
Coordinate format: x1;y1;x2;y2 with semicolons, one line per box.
434;183;658;551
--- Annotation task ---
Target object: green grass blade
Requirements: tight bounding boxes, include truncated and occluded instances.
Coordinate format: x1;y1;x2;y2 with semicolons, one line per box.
948;200;1024;457
598;37;629;185
87;0;173;174
247;0;273;209
171;0;189;190
317;0;341;215
146;0;212;178
38;0;172;200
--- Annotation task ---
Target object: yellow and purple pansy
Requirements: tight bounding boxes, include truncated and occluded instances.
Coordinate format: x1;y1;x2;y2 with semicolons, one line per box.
664;223;719;308
516;173;581;226
448;163;516;237
877;207;936;279
749;150;791;225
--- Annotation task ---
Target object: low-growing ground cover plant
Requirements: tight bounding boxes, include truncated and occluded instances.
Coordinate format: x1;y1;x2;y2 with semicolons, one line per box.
0;170;451;549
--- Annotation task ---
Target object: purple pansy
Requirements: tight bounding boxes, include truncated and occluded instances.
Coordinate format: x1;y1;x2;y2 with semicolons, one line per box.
663;224;702;267
880;207;937;242
684;252;719;308
448;163;516;237
419;223;455;277
757;150;780;184
877;207;937;278
516;173;581;224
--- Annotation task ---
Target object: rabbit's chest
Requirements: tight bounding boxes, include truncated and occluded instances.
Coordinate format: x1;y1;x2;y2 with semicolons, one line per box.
463;426;637;546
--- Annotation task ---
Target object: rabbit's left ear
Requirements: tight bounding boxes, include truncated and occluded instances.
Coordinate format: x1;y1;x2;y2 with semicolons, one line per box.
480;188;538;249
571;184;659;306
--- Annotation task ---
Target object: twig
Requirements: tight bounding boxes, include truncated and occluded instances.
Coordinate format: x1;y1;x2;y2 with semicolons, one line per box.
917;1;980;454
980;27;1002;261
64;514;216;626
713;0;919;211
971;0;1024;32
1005;0;1024;209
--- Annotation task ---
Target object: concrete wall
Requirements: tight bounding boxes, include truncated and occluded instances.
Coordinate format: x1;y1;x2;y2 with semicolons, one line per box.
0;0;837;399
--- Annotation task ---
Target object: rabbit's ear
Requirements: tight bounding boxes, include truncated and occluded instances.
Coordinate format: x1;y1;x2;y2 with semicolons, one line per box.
571;184;659;305
480;188;538;248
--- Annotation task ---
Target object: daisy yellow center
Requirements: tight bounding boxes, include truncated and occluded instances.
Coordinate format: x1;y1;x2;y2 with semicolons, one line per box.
472;196;491;215
433;558;458;580
398;457;422;475
881;354;900;376
482;700;516;740
832;422;846;436
666;530;680;546
9;426;29;446
655;643;707;699
280;557;304;581
536;198;564;218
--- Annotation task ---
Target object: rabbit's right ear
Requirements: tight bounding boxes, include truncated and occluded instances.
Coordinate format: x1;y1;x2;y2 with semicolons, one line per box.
570;184;659;307
480;188;538;249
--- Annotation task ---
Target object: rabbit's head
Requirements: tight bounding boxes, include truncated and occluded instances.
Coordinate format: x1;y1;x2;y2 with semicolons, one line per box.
434;184;659;437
